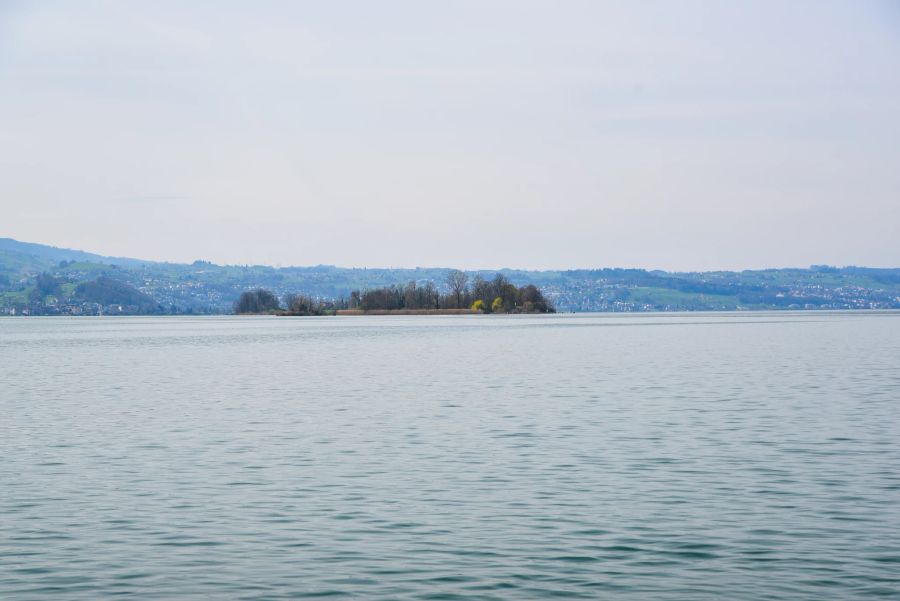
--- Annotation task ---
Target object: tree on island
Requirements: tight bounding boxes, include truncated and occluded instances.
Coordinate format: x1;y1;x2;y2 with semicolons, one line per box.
234;289;280;314
446;269;469;308
232;273;554;315
283;293;346;316
354;273;554;313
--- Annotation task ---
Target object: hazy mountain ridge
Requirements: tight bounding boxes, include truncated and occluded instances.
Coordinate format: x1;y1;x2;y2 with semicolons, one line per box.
0;238;149;269
1;238;898;314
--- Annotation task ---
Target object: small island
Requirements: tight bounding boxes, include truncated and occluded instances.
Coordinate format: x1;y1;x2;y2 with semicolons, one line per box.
234;271;555;316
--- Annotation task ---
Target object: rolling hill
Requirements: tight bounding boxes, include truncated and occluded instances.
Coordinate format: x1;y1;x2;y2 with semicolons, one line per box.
1;237;898;314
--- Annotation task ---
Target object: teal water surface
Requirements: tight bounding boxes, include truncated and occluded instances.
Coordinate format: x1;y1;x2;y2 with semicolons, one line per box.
2;313;899;599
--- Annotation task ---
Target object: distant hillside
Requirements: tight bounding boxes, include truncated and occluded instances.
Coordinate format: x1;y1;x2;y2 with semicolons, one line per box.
74;276;162;313
0;238;147;275
1;238;898;314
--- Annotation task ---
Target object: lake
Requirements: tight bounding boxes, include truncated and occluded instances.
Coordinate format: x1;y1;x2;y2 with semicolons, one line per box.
2;313;899;599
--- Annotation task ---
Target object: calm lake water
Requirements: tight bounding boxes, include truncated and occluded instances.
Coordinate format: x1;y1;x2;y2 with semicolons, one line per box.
2;313;899;599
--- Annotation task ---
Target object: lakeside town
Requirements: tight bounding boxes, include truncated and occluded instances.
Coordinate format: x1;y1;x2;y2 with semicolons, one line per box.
2;238;899;316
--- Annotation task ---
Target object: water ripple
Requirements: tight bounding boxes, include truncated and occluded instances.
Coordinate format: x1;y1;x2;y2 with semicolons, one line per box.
1;313;899;599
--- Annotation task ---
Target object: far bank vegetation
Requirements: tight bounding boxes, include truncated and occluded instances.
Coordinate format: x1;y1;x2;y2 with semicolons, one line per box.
234;289;344;316
234;271;555;315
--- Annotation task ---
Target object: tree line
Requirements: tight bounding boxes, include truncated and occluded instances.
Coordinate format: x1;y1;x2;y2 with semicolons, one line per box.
233;271;554;315
352;271;554;313
233;289;348;315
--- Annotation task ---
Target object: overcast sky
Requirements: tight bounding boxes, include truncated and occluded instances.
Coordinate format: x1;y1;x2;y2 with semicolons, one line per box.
1;1;899;270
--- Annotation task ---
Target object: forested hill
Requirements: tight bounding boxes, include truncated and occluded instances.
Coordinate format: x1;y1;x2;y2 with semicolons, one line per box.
1;238;898;314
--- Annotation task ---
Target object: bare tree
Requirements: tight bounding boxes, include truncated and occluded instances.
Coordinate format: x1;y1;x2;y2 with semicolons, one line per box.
234;289;280;314
446;269;469;308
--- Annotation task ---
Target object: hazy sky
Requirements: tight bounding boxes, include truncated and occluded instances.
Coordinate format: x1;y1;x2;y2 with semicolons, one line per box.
2;1;899;270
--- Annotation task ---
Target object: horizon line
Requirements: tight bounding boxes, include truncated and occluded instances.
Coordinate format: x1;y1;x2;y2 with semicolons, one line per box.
3;236;898;274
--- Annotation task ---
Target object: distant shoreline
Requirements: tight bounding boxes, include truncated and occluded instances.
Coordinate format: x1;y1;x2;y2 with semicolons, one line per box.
4;238;899;315
270;308;477;316
333;308;476;316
